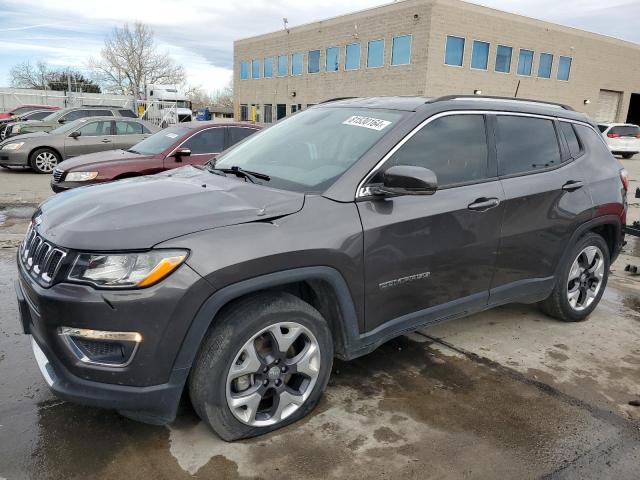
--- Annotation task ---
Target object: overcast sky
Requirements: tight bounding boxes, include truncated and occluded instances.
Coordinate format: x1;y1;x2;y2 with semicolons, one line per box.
0;0;639;93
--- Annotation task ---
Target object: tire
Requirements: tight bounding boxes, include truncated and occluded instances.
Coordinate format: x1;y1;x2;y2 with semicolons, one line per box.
189;292;333;441
539;232;610;322
29;148;60;174
621;153;634;159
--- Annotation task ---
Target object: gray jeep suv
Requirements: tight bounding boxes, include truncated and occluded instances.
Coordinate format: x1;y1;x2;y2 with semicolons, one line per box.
15;96;627;441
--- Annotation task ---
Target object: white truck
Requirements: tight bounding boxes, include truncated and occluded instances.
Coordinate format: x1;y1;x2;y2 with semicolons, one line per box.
142;85;193;127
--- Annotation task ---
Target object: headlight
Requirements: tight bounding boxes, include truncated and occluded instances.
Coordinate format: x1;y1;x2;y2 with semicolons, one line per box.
68;250;187;288
2;142;24;151
12;125;21;133
65;171;98;182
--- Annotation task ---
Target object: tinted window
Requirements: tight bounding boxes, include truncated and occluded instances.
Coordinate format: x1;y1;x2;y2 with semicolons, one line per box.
62;110;90;122
252;59;260;79
391;35;411;65
538;53;553;78
115;121;143;135
264;57;273;78
26;111;52;120
367;39;384;68
119;109;137;118
496;116;561;175
308;50;320;73
560;122;581;157
597;124;608;133
495;45;512;73
558;56;572;81
444;36;464;66
92;110;114;117
77;120;112;136
292;53;303;75
183;128;225;154
278;55;288;76
517;49;534;76
385;115;488;186
471;40;489;70
610;125;640;137
130;126;190;155
345;43;360;70
228;127;257;146
326;47;339;72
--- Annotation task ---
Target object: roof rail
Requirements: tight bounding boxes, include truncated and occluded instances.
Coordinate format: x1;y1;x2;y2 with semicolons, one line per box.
320;97;357;104
428;95;575;111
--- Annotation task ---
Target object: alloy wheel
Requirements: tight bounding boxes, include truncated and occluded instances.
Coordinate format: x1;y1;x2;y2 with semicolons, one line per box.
225;321;321;427
567;245;605;311
35;152;58;173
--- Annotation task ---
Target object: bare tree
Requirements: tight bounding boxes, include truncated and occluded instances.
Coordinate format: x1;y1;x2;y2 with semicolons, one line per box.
185;86;214;110
211;80;233;108
88;22;185;97
9;61;50;89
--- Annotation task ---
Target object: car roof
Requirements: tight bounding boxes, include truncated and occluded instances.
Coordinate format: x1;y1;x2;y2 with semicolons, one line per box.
599;123;637;127
177;121;262;130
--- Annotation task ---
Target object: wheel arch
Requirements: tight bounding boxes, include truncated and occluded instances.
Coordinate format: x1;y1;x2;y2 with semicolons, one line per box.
28;145;62;163
173;267;361;372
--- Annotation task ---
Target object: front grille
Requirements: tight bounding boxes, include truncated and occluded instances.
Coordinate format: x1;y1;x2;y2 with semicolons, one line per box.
20;224;67;285
52;168;64;183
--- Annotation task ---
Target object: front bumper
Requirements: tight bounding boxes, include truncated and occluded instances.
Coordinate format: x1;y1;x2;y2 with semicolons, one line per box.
50;179;103;193
0;148;29;166
15;251;214;423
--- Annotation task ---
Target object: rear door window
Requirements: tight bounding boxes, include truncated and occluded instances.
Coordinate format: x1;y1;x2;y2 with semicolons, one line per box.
496;116;561;176
384;114;489;186
115;121;143;135
183;128;225;154
77;120;113;136
559;122;582;158
227;127;257;148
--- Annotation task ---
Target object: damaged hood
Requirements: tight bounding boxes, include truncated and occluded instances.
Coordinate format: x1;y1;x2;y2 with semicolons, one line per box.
36;166;305;250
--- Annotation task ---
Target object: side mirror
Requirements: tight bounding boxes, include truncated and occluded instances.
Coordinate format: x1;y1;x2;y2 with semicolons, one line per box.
173;148;191;162
373;165;438;196
58;118;66;124
69;131;81;139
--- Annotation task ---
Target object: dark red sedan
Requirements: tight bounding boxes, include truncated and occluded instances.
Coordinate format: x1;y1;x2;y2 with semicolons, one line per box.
51;121;261;192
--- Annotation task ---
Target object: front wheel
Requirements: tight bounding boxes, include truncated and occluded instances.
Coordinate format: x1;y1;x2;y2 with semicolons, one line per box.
621;153;635;159
539;232;609;322
189;292;333;441
29;148;60;174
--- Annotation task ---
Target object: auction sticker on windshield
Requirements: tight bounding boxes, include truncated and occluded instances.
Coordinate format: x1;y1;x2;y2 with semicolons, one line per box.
342;116;392;131
166;133;178;138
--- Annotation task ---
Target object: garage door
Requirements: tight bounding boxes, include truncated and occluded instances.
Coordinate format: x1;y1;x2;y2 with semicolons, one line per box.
597;90;622;122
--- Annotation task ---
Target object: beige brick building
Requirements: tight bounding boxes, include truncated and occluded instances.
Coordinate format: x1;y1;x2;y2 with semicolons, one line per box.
234;0;640;125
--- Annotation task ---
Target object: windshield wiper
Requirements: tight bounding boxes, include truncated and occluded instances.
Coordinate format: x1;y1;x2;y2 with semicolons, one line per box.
127;149;141;154
209;165;270;183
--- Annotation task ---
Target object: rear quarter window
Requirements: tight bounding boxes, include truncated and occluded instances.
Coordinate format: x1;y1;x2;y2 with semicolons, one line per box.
559;122;582;158
496;116;561;176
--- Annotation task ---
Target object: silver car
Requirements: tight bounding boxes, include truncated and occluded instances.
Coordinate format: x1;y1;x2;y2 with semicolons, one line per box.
0;117;159;173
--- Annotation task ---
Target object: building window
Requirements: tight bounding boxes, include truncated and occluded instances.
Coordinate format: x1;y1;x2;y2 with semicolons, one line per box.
291;104;302;114
517;49;534;76
292;53;303;76
264;57;273;78
391;35;411;65
537;53;553;78
264;104;273;123
276;104;287;120
557;56;572;81
251;59;260;79
495;45;512;73
367;39;384;68
326;47;339;72
471;40;489;70
444;35;464;66
240;104;248;121
345;43;360;70
240;61;249;80
278;55;288;76
308;50;320;73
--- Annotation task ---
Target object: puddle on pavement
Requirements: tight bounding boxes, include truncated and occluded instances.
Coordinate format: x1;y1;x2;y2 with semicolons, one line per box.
5;337;622;480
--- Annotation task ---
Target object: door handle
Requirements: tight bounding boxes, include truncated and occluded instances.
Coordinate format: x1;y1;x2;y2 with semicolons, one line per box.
562;180;584;192
468;197;500;212
101;139;111;143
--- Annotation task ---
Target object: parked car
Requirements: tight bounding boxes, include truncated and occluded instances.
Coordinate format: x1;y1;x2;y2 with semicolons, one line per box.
16;96;626;441
10;106;138;136
51;121;260;191
0;117;158;173
0;104;59;120
0;110;57;141
597;123;640;159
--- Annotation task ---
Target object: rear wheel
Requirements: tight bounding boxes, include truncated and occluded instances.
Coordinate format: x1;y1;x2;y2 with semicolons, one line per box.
539;232;609;322
189;292;333;441
29;148;60;174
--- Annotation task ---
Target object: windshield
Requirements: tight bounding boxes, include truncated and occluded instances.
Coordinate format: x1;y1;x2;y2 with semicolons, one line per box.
49;119;87;135
215;107;404;193
129;126;190;155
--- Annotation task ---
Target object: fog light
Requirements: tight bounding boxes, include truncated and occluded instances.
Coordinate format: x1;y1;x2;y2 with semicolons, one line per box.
58;327;142;367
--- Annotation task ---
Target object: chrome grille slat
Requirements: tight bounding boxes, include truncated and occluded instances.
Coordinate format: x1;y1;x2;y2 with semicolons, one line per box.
20;228;67;285
52;168;64;183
